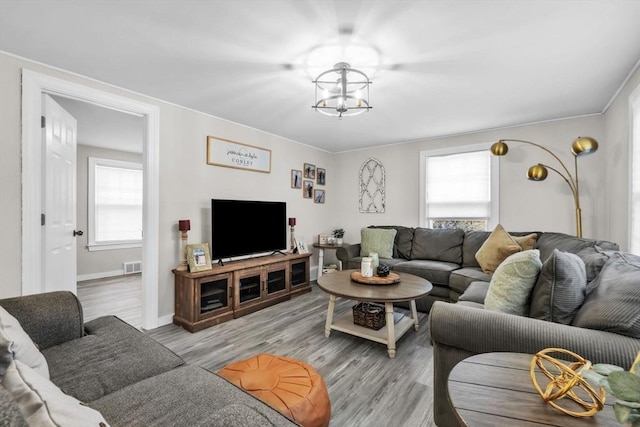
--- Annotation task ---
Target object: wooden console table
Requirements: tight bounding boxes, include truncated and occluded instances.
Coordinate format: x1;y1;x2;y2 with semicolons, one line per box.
448;352;617;426
173;252;311;332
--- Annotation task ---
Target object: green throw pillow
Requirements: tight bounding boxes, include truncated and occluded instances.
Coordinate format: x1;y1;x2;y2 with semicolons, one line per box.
360;228;397;259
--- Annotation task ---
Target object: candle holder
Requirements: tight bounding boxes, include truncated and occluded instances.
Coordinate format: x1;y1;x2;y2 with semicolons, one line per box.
288;217;297;253
177;219;190;271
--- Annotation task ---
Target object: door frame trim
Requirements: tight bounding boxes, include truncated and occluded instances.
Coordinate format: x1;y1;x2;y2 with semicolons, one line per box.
21;69;160;329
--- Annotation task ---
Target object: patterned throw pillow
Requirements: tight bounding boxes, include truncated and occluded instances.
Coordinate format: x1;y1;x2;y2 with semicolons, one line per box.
360;228;397;259
529;249;587;324
475;224;522;273
485;250;543;316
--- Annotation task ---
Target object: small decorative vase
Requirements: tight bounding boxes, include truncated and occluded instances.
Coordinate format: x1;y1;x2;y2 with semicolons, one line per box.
361;257;374;278
369;252;379;269
336;238;343;245
377;264;390;277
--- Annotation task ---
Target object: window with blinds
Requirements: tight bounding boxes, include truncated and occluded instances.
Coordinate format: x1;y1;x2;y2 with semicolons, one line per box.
630;86;640;255
420;145;499;231
88;157;143;251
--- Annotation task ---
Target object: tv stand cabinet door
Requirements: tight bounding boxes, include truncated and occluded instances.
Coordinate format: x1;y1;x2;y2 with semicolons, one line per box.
234;266;264;308
265;261;289;298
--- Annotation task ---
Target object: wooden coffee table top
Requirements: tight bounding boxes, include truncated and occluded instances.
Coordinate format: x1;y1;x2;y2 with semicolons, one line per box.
316;269;432;303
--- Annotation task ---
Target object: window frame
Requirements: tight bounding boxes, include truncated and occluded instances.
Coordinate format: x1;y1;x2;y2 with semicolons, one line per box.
87;157;143;251
629;84;640;255
419;143;500;230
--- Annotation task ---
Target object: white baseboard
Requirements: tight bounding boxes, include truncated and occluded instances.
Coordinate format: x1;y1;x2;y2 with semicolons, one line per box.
77;270;123;282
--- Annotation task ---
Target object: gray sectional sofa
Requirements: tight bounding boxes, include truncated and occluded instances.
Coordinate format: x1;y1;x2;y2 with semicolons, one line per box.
0;291;298;426
336;226;619;311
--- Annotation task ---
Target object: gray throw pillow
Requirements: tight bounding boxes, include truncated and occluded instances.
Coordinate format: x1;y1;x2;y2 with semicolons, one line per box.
485;249;543;316
572;252;640;338
529;249;587;324
576;245;616;283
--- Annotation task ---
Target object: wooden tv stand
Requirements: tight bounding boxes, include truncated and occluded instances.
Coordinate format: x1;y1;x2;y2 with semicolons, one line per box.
173;252;311;332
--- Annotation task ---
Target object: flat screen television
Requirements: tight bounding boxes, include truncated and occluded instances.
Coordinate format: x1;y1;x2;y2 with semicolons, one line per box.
211;199;287;260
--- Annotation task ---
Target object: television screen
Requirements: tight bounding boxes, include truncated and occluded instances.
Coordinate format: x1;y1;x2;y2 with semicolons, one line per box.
211;199;287;260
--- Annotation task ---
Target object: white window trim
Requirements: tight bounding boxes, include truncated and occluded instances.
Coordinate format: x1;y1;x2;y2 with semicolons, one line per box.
87;157;143;251
420;143;500;229
629;84;640;254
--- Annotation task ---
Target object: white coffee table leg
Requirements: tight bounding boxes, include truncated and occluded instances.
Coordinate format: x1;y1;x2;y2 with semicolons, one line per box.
410;300;419;331
385;302;396;359
317;248;325;278
324;294;335;337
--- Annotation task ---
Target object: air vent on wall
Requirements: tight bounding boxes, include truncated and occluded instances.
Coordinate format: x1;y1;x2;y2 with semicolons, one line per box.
123;261;142;275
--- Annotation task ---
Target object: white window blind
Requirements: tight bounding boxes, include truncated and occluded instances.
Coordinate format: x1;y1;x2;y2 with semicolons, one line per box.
631;86;640;255
88;157;142;250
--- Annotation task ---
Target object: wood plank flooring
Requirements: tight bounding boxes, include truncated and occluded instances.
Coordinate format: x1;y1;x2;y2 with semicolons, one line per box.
145;284;436;427
77;274;142;328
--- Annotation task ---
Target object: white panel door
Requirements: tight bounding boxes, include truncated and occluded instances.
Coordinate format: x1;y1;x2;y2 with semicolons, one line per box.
43;95;78;293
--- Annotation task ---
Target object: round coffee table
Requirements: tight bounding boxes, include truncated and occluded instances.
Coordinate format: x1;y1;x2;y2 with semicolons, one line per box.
316;269;432;358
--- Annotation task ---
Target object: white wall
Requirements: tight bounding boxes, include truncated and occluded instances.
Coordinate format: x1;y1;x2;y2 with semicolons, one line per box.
0;53;334;320
76;145;143;280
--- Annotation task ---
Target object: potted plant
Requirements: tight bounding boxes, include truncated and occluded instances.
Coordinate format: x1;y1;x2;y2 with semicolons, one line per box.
583;351;640;426
333;228;345;245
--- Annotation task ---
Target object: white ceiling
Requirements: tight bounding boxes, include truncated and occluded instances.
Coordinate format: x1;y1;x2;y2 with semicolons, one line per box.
2;0;640;153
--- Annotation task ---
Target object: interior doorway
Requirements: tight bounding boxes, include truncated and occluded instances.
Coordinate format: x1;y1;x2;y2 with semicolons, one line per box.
21;69;160;330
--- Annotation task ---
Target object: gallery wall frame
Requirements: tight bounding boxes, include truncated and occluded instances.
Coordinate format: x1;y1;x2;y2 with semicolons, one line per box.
207;136;271;173
291;169;302;188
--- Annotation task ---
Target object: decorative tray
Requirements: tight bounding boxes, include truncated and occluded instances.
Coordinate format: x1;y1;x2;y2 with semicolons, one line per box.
350;271;400;285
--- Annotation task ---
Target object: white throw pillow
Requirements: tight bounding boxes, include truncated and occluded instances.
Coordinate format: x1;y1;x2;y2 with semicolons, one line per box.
484;249;543;316
2;360;109;427
0;306;49;379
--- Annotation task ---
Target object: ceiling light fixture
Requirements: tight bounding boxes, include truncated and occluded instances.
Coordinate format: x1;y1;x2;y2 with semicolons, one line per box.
312;62;372;118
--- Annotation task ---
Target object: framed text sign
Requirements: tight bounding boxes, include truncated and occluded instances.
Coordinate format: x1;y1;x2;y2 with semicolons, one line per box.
207;136;271;173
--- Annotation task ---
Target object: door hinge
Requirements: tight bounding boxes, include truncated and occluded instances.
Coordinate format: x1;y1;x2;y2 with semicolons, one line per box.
41;213;45;226
41;116;45;129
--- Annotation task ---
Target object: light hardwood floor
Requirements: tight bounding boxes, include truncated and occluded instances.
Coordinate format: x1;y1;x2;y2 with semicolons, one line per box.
77;274;142;328
145;284;436;427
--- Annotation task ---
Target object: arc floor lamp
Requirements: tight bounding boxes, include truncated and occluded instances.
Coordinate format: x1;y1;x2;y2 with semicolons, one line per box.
490;136;599;238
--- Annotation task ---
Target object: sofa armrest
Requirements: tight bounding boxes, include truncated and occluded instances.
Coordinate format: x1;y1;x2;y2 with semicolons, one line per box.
0;291;84;350
336;243;361;264
428;301;640;427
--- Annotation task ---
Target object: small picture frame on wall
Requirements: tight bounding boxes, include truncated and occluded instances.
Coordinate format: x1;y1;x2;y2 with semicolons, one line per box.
187;243;212;272
303;180;313;199
295;237;308;254
317;168;326;185
291;169;302;189
314;189;325;204
304;163;316;179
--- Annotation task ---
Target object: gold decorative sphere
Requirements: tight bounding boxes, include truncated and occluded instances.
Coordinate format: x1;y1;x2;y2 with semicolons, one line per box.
527;164;548;181
490;141;509;156
571;136;598;156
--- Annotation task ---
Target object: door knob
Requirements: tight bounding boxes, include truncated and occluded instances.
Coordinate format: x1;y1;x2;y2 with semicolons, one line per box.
73;230;84;237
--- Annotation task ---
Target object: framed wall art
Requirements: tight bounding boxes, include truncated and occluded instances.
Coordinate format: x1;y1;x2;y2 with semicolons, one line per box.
187;243;212;272
314;189;325;204
291;169;302;188
303;180;313;199
304;163;316;179
207;136;271;173
317;168;326;185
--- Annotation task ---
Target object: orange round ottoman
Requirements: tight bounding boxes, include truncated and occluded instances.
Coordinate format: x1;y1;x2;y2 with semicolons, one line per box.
218;353;331;427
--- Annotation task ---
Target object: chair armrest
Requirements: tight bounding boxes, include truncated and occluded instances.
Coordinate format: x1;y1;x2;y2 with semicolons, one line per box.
0;291;84;350
336;244;361;263
428;301;640;427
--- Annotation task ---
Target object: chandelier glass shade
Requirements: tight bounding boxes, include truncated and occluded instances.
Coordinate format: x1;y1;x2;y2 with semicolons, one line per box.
312;62;371;117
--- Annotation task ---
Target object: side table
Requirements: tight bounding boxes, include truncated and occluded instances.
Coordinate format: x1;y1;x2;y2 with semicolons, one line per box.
448;352;617;426
312;243;349;278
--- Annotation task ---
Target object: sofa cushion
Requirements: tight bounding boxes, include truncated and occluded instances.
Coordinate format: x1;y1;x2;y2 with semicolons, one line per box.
370;226;414;259
360;228;397;259
458;281;490;305
42;316;184;402
529;249;587;324
475;224;522;273
572;252;640;338
394;260;460;286
449;267;491;295
2;360;109;427
91;365;297;426
513;233;538;251
0;306;49;380
576;245;616;283
462;230;491;267
485;250;543;316
345;257;406;271
411;228;464;264
536;232;619;265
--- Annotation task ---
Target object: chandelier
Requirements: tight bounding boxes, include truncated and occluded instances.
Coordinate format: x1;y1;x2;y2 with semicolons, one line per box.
312;62;372;117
